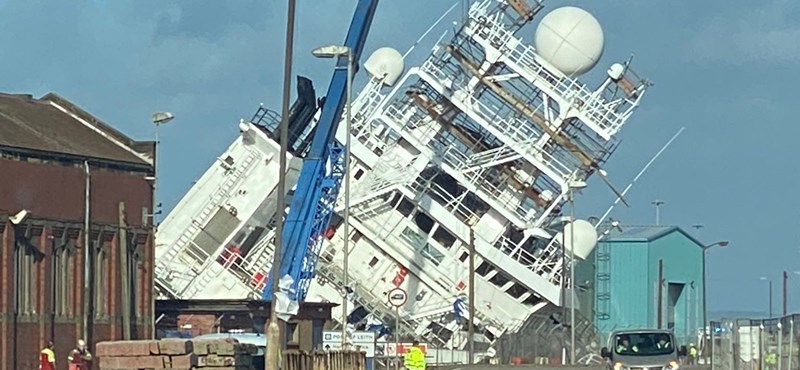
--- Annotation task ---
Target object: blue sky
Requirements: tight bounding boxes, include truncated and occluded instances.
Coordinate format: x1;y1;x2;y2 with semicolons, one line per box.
1;0;796;314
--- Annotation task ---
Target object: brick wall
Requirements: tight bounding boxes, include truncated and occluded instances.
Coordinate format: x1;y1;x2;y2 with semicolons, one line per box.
0;218;154;370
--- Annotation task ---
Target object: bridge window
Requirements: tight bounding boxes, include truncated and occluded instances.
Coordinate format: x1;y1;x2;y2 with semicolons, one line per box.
506;283;527;299
414;211;434;234
432;226;456;249
489;272;510;287
476;261;494;277
459;251;468;262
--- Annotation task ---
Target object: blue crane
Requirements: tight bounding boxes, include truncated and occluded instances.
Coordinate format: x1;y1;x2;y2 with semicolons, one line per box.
263;0;379;305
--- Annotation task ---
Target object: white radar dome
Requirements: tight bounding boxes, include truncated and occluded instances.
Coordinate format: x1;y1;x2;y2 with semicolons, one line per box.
555;219;599;260
364;47;404;87
534;6;604;77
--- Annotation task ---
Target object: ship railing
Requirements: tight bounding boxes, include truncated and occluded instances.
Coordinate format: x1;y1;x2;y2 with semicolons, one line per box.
465;14;629;138
456;142;522;174
155;234;216;298
174;242;218;298
491;235;564;287
384;104;441;147
528;235;567;286
156;147;260;275
419;59;574;182
408;177;481;226
350;80;386;133
437;145;543;224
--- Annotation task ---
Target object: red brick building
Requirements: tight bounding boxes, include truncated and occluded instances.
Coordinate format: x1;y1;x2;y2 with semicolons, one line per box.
0;92;156;370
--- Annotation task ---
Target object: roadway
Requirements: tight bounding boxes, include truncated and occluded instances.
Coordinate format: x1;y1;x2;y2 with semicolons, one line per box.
431;365;711;370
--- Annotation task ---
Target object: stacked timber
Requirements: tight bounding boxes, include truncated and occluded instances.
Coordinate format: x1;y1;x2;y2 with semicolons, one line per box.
96;338;257;370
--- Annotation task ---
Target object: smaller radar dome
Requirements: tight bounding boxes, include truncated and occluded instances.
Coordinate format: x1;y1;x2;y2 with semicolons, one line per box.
534;6;604;77
556;219;599;260
364;47;404;87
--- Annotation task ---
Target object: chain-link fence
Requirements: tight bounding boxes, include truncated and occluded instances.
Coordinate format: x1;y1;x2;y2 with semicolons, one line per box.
711;315;800;370
493;311;604;365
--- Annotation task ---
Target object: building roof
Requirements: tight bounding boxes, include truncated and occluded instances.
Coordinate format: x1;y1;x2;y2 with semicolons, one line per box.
0;92;153;166
600;224;705;247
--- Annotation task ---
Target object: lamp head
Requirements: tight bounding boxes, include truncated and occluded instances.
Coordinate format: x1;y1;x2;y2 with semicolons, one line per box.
312;45;350;58
152;112;174;125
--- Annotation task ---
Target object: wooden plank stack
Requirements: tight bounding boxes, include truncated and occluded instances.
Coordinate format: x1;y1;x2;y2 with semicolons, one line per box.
96;338;258;370
283;350;366;370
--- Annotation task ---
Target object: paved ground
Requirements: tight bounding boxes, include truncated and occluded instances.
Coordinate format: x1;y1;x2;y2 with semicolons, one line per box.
431;365;711;370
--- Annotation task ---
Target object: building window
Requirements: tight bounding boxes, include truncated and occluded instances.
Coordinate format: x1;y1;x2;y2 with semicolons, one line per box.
354;169;365;180
54;243;75;317
132;244;145;318
16;247;34;314
95;245;109;317
368;257;379;267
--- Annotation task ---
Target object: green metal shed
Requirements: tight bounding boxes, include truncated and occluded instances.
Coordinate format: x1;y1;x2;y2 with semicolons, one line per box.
577;225;705;347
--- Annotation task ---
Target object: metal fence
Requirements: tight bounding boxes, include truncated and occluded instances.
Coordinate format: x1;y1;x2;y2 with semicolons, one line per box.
493;312;604;365
711;315;800;370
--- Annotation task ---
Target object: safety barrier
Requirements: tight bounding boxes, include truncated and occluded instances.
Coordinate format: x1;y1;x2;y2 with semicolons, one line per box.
283;350;367;370
711;315;800;370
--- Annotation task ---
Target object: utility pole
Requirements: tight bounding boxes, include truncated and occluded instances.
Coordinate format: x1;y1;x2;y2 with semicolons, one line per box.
657;259;664;329
468;228;475;364
651;200;665;225
266;1;296;369
784;270;788;316
770;280;774;318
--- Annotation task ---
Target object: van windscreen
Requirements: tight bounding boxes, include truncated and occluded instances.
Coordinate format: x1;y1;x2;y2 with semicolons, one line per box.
614;332;674;356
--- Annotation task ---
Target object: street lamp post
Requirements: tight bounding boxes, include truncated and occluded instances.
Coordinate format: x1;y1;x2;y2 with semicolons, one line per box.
151;112;174;227
312;44;353;347
761;277;773;318
266;2;296;369
567;179;586;365
651;200;665;225
701;240;728;363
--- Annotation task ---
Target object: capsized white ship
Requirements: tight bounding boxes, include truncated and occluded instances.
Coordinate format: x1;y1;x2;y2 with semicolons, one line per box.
155;0;650;351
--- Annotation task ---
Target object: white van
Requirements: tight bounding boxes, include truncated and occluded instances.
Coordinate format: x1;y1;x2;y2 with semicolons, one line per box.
600;329;687;370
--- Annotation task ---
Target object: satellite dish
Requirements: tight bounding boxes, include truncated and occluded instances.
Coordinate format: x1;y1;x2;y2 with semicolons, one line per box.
555;219;599;260
364;47;404;87
534;7;604;76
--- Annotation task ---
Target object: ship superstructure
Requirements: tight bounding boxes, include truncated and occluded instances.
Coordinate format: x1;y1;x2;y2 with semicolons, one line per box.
154;0;650;352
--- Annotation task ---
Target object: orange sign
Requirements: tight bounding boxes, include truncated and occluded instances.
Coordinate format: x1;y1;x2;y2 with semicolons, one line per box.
383;343;428;356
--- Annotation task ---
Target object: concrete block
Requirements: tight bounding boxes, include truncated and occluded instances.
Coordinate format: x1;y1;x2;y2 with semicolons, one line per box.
98;354;166;368
168;353;197;368
157;338;193;355
196;354;251;367
150;340;161;354
96;340;157;357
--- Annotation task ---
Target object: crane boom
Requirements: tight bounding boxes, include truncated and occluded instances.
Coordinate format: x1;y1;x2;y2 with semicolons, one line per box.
263;0;379;304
